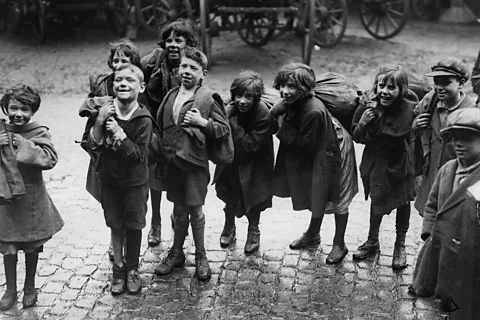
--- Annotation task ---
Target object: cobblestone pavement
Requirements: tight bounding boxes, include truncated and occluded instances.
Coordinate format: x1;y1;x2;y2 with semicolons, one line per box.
1;14;478;320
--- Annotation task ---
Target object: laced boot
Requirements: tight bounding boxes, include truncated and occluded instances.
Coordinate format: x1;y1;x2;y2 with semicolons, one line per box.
392;238;407;270
155;249;185;276
219;221;236;248
326;244;348;265
244;226;260;253
148;224;161;247
195;249;211;281
22;287;37;308
289;232;321;250
352;239;380;260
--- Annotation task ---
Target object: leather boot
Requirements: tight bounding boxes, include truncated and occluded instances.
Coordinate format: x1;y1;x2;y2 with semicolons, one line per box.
392;240;407;270
22;287;38;308
0;290;17;311
195;249;211;281
289;232;321;249
148;224;161;247
326;244;348;265
155;249;186;276
352;239;380;260
244;227;260;253
219;222;236;247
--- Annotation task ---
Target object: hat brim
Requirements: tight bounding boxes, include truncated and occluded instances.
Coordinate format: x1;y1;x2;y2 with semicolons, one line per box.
440;125;480;134
425;70;459;77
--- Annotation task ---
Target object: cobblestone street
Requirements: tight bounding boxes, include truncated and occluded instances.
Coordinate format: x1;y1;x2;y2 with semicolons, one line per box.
0;11;479;320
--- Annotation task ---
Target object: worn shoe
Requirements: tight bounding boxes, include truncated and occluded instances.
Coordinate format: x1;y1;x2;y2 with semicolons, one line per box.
244;227;260;253
0;289;17;311
326;244;349;265
148;224;161;247
220;223;236;248
195;250;211;281
110;278;126;296
392;241;407;270
289;233;321;250
352;240;380;260
155;249;186;276
126;270;142;294
22;287;37;309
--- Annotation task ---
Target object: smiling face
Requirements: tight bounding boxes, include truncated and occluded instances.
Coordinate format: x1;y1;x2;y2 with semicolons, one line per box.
165;32;187;63
8;99;34;127
451;129;480;167
433;76;463;102
111;50;132;71
377;77;400;107
179;57;206;90
113;67;145;103
234;92;256;114
279;78;304;105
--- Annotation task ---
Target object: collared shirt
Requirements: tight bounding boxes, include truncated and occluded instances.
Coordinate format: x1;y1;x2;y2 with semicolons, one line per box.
172;88;195;124
437;91;465;129
453;158;480;192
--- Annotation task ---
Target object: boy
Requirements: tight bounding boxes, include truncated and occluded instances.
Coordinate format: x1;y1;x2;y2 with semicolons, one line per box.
154;48;231;280
141;19;197;246
413;57;476;217
410;108;480;319
81;64;154;295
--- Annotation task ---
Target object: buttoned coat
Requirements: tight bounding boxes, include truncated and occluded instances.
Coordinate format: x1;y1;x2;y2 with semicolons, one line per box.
413;90;476;216
351;91;417;215
411;160;480;320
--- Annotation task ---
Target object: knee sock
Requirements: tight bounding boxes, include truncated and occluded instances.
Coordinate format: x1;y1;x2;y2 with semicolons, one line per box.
3;254;17;292
306;215;324;237
150;189;162;226
24;253;38;289
171;205;189;252
395;203;411;243
367;209;383;243
333;211;349;247
247;211;261;230
125;229;142;272
190;206;206;253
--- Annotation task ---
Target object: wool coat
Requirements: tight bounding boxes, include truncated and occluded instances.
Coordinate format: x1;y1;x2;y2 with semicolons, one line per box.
351;91;417;215
413;91;476;216
0;122;63;243
411;160;480;320
272;94;341;214
214;101;274;217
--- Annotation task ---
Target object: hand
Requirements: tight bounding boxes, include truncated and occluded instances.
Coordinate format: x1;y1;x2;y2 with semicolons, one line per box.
183;108;208;128
97;104;116;123
0;132;9;146
105;117;121;134
12;134;24;147
359;108;376;126
413;113;430;130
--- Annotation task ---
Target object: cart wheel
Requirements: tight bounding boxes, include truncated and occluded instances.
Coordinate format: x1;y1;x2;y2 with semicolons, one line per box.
32;0;46;43
237;13;277;47
360;0;409;40
135;0;172;34
199;0;212;65
311;0;347;48
302;0;315;64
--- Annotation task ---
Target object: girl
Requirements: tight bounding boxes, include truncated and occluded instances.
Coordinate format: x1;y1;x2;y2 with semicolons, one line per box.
351;64;417;270
270;63;342;257
0;85;63;310
214;71;274;253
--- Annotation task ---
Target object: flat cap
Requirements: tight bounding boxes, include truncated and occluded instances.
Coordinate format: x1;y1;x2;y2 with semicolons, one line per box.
425;57;470;79
440;108;480;134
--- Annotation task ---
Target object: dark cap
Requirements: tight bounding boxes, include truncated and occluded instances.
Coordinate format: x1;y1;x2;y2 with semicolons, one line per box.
425;57;470;79
440;108;480;135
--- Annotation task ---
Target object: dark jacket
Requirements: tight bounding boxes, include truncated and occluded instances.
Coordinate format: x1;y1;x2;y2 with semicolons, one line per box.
413;90;476;215
83;97;154;187
472;48;480;104
214;101;274;217
0;122;63;242
272;94;341;214
156;85;230;169
352;91;417;215
412;160;480;320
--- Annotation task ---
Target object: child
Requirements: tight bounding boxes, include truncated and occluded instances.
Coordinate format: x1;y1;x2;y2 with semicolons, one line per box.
351;64;417;270
270;63;342;258
82;64;154;295
141;19;197;246
0;85;63;310
214;71;274;253
413;57;476;217
83;39;142;261
472;48;480;103
154;48;231;280
410;108;480;319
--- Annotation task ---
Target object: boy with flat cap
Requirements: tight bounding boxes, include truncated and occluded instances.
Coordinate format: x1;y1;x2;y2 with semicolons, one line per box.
412;57;476;216
410;108;480;319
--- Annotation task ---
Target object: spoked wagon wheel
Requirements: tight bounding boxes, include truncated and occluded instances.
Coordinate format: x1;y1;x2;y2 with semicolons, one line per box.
360;0;409;40
237;13;277;47
199;0;211;64
301;0;315;65
311;0;347;48
32;0;46;43
135;0;173;34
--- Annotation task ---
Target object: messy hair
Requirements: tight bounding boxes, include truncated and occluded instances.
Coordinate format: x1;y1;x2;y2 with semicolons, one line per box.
0;84;41;114
107;38;142;70
158;18;198;49
373;64;409;101
114;64;145;83
184;47;208;70
273;62;315;96
230;70;265;103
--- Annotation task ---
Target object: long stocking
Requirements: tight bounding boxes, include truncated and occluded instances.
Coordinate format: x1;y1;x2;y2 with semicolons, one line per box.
368;208;383;243
190;206;205;253
125;229;142;272
333;211;349;247
305;215;324;238
150;189;162;226
24;253;38;289
395;203;411;243
171;204;189;251
247;211;261;229
3;254;17;292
